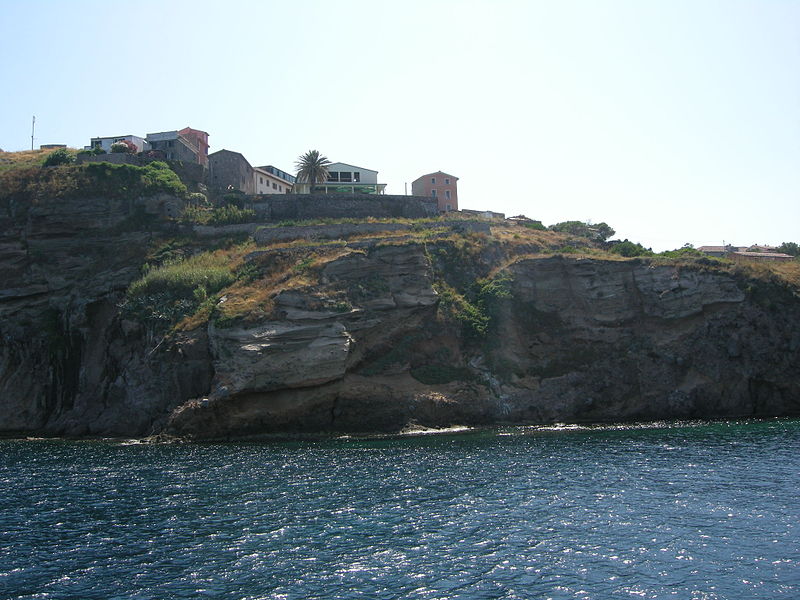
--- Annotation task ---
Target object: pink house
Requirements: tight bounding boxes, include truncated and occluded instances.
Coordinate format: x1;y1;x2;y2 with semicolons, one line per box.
178;127;210;167
411;171;458;212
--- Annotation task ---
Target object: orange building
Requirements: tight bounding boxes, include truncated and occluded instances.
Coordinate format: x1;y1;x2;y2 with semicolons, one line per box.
178;127;210;167
411;171;458;212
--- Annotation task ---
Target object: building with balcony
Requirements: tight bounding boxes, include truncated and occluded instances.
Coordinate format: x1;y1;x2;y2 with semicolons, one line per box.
295;162;386;194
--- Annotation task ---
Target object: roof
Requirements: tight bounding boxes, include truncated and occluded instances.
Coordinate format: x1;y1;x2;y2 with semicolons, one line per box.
412;171;459;184
327;162;378;174
209;149;252;168
91;134;140;140
179;126;209;136
732;251;793;259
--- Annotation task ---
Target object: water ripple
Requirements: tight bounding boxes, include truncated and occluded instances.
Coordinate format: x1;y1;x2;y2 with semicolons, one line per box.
0;419;798;599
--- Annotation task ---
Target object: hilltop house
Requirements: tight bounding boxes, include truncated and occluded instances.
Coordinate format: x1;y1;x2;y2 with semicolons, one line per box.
87;134;150;154
295;162;386;194
145;127;209;166
411;171;458;212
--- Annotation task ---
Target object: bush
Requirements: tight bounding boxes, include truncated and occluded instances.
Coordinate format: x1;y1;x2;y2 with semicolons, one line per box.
659;245;705;259
609;239;654;257
208;205;256;225
550;220;615;241
110;140;136;154
42;148;74;167
520;219;546;231
127;252;235;299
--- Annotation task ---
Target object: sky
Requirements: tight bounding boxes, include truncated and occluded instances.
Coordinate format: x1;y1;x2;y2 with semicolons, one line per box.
1;0;797;251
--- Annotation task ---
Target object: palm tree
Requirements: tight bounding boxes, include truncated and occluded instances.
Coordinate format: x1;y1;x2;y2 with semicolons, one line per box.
295;150;331;193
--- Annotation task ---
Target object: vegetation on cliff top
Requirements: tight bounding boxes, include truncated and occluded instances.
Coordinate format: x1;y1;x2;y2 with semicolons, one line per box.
0;157;186;204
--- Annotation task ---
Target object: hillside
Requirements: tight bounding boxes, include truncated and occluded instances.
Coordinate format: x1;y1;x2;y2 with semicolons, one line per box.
1;169;799;438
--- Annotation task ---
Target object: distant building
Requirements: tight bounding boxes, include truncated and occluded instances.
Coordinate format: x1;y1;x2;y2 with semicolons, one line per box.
411;171;458;212
462;208;504;220
87;134;150;154
209;149;255;195
295;162;386;194
253;165;294;194
40;144;67;150
145;127;209;166
698;245;793;262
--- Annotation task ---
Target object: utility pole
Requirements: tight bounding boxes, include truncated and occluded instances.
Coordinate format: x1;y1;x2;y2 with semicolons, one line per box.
31;116;35;150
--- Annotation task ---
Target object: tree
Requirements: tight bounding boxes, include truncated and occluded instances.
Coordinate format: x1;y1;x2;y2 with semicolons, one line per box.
549;220;615;242
778;242;800;256
295;150;331;193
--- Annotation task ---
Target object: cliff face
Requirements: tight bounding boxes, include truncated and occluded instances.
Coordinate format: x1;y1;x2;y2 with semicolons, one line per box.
1;197;799;439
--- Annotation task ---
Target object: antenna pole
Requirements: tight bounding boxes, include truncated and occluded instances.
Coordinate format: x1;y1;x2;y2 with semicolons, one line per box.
31;116;35;150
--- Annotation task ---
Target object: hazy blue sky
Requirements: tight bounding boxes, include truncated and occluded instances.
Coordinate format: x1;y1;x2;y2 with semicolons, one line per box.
1;0;797;250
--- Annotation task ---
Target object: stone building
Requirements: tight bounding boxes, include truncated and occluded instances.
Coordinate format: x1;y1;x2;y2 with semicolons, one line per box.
145;127;209;166
209;149;255;195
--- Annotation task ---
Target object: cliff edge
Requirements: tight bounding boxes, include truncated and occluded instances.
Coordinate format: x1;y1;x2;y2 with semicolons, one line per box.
1;195;799;439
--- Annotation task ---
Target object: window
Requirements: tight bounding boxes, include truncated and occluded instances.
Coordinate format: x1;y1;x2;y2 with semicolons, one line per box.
279;185;282;192
273;182;277;189
340;171;352;182
446;204;452;211
445;190;451;200
445;178;450;185
353;172;360;182
260;177;263;184
328;172;339;182
431;177;436;184
431;189;437;198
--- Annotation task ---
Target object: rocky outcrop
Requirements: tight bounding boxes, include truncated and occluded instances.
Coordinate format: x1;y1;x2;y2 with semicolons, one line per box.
1;195;799;439
167;251;800;439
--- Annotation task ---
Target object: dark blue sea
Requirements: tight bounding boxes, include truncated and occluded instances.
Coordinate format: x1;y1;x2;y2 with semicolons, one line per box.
1;420;798;599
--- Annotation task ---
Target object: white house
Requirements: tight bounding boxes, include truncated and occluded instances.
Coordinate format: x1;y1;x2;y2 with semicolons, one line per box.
86;135;150;153
296;162;386;194
253;165;294;194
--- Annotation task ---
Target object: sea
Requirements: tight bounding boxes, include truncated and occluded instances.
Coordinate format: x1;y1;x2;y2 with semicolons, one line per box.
1;419;798;599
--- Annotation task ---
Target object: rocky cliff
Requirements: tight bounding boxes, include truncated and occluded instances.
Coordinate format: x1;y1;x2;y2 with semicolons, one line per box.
1;195;799;439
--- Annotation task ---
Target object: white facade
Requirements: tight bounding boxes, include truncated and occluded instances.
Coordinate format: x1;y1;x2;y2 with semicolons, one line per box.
254;167;291;194
87;135;150;153
325;162;378;185
295;161;385;194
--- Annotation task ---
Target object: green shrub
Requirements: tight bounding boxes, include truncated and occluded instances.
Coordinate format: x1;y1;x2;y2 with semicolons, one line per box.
520;220;546;231
42;148;74;167
609;239;654;257
127;252;235;299
179;204;211;224
659;245;705;259
208;205;256;225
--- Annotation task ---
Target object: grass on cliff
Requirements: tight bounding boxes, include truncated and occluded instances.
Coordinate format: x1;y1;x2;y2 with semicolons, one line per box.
0;148;73;171
124;243;257;330
0;160;186;205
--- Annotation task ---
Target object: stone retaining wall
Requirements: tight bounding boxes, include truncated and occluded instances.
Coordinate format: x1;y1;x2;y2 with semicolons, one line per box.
248;194;439;221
